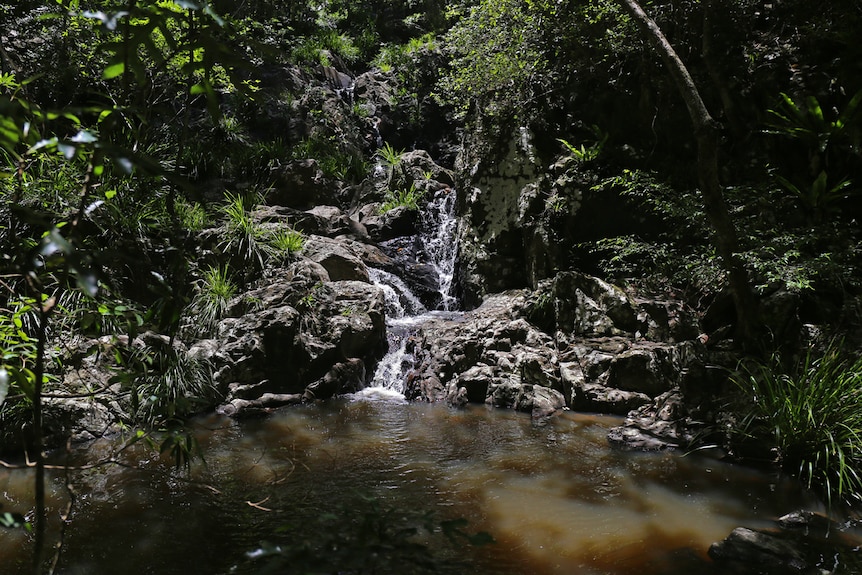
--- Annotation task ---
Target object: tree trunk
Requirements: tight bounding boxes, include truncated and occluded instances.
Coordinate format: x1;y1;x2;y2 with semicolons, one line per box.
617;0;760;348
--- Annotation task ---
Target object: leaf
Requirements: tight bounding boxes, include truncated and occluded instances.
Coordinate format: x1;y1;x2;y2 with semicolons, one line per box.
102;62;125;80
27;137;59;154
115;157;134;174
13;368;35;401
82;10;128;31
76;270;99;297
202;4;225;26
837;89;862;127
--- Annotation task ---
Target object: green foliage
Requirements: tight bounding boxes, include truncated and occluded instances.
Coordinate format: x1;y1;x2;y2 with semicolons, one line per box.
0;510;29;531
124;346;218;426
267;227;305;259
293;29;361;66
437;0;632;118
438;0;547;117
157;427;204;473
775;170;856;220
190;265;236;335
0;300;39;407
372;32;438;73
375;141;405;168
379;183;424;213
76;296;145;337
731;342;862;507
292;134;367;181
218;191;270;270
557;126;608;163
766;90;862;219
766;91;862;155
176;199;208;231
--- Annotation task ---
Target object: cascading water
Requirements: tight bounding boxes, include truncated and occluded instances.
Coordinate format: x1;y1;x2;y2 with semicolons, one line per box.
419;189;458;312
359;188;459;398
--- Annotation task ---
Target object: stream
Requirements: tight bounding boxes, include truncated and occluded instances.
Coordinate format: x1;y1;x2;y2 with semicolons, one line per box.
0;189;832;574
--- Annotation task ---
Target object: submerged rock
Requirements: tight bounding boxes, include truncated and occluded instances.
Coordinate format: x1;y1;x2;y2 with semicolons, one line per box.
709;512;862;574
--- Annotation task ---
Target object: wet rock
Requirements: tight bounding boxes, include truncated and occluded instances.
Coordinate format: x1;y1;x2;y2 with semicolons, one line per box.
554;271;638;338
406;291;565;412
607;390;702;451
217;393;303;417
448;365;495;405
562;361;652;415
531;386;567;418
288;204;370;241
379;235;442;309
707;514;862;575
708;527;810;574
634;299;701;342
303;358;367;400
361;204;419;241
606;347;668;396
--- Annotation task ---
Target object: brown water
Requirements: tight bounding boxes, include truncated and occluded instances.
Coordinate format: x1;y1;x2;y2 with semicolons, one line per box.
0;398;827;574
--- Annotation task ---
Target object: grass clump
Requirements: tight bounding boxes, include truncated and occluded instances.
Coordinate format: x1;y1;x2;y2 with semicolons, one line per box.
176;199;208;232
379;184;423;214
134;349;218;426
219;192;270;270
268;227;305;259
191;265;237;335
732;341;862;507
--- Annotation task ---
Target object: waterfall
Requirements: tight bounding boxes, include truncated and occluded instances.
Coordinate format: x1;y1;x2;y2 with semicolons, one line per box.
357;188;459;398
419;188;458;311
368;268;426;318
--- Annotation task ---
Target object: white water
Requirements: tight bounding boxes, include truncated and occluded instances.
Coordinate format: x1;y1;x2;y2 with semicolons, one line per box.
420;188;459;312
364;188;460;396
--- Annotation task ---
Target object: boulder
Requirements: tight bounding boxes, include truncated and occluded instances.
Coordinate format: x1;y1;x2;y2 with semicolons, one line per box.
210;279;386;410
361;204;419;241
406;291;565;414
708;527;809;574
562;361;651;415
554;272;639;337
303;235;370;282
607;390;703;451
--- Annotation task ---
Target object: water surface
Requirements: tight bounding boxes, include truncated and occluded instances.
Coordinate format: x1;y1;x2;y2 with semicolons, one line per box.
0;398;822;574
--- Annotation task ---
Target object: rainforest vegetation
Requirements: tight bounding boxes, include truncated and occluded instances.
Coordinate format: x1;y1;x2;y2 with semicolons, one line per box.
1;0;862;573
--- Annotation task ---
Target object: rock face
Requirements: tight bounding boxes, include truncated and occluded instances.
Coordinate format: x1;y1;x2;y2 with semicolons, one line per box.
185;258;387;415
404;276;704;424
405;291;566;418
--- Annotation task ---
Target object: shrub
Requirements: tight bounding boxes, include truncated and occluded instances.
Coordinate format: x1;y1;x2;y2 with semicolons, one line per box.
732;342;862;507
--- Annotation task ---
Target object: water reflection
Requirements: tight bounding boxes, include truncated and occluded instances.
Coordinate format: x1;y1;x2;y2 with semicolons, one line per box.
0;400;824;574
